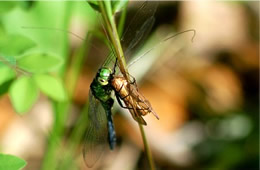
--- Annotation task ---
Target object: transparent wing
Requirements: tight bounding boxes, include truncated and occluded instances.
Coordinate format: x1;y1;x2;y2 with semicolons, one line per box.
102;1;158;68
83;90;108;168
121;1;158;59
102;51;116;68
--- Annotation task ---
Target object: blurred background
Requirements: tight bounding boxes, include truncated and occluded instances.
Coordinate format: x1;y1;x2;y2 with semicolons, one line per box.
0;1;259;170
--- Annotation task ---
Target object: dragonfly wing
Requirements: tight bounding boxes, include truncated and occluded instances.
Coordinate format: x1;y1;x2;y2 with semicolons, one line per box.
102;50;117;69
83;90;108;167
122;1;158;61
102;1;158;70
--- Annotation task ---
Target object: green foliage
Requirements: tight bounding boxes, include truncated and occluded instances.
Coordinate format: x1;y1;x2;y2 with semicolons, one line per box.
18;1;35;10
0;22;5;36
111;0;128;14
9;76;39;114
17;53;62;73
0;2;17;15
0;79;13;96
34;74;67;102
0;153;27;170
0;65;15;86
0;34;36;57
87;1;100;12
87;0;128;14
0;1;99;169
0;1;34;16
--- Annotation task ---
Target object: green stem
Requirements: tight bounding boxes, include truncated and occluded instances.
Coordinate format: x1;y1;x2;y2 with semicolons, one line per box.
139;124;156;170
58;32;93;170
98;2;156;169
41;2;73;170
58;103;89;170
117;1;128;38
66;33;92;97
98;1;129;80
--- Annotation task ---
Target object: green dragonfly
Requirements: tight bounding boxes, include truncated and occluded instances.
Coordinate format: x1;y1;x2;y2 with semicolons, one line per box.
83;1;196;167
83;1;159;167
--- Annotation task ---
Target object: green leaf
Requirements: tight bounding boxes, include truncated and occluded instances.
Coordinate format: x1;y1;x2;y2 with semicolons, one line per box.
18;1;35;10
87;1;100;12
0;65;16;86
0;153;27;170
0;2;17;15
0;79;13;96
17;53;62;73
0;34;36;56
34;74;67;101
0;21;5;37
112;0;128;14
0;55;17;66
9;76;38;114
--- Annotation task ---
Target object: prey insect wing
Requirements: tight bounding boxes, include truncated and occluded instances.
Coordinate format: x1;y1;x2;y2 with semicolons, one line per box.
129;105;147;125
127;81;159;120
111;75;159;125
135;90;159;120
115;87;147;125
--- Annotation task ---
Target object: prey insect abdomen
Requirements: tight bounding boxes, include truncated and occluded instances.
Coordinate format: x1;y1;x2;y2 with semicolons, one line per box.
111;76;159;125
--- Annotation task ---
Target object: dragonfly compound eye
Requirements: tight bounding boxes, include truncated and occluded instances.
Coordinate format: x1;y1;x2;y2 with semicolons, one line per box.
99;68;111;77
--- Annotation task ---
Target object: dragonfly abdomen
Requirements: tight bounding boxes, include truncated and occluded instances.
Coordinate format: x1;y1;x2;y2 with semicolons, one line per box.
101;98;116;150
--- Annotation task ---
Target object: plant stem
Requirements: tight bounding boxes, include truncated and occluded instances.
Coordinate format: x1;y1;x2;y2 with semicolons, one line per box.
41;2;73;170
117;3;128;38
66;32;92;97
98;2;156;170
58;32;93;169
139;124;156;170
98;1;129;81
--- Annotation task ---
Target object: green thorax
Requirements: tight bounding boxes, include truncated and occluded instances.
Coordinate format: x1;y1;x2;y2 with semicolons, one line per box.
90;67;113;103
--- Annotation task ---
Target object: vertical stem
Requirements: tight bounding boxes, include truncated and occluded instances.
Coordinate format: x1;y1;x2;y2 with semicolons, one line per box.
98;2;156;170
66;33;92;97
117;3;128;38
98;1;130;81
42;2;73;170
58;32;93;169
139;124;156;170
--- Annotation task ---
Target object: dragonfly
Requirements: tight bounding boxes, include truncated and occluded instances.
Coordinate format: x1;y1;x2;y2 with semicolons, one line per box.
83;1;159;167
83;1;196;167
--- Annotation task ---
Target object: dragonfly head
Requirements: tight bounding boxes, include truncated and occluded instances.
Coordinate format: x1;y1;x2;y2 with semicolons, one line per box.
97;67;112;86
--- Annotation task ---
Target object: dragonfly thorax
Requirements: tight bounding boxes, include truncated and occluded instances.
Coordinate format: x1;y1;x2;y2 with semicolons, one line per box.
90;67;114;103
